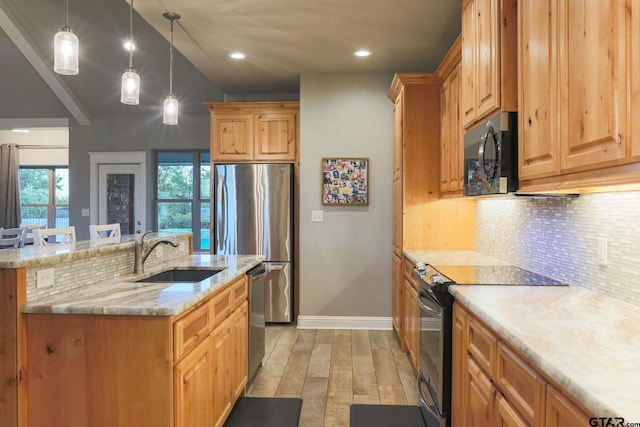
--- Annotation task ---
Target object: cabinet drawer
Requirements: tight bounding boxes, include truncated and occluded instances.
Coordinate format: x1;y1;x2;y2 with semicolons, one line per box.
230;276;247;310
497;341;545;427
174;301;213;361
211;288;232;328
467;315;497;377
403;257;414;279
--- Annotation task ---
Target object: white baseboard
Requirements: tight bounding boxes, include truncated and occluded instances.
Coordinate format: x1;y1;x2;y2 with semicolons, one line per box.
296;316;393;330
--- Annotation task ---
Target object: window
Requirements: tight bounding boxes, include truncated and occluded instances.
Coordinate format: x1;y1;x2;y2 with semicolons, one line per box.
156;151;210;252
19;167;69;228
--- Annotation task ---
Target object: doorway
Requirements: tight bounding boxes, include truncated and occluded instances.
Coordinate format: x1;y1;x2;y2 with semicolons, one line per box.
89;152;147;235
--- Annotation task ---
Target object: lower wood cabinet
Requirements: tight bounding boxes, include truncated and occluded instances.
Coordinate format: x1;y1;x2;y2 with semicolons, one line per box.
26;274;249;427
175;335;215;427
453;301;593;427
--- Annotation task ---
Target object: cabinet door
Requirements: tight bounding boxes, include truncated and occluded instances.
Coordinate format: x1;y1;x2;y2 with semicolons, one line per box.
212;319;233;427
496;394;528;427
452;304;468;427
466;356;495;427
231;301;249;400
518;0;560;179
475;0;500;119
461;0;477;127
631;0;640;160
392;93;403;256
441;63;463;193
402;277;419;365
559;0;627;172
392;254;402;335
254;111;297;161
211;113;254;161
546;385;592;427
174;337;213;427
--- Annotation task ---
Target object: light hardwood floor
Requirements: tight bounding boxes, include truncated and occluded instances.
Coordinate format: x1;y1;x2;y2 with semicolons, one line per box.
247;326;420;427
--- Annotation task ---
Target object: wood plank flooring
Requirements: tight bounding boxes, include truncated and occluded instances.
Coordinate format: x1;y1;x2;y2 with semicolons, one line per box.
247;326;420;427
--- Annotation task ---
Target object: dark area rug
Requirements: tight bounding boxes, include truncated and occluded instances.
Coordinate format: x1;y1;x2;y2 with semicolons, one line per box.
224;397;303;427
349;404;425;427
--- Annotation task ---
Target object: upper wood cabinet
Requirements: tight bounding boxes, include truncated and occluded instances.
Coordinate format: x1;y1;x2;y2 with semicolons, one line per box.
518;0;640;192
438;37;464;196
205;102;299;162
461;0;517;129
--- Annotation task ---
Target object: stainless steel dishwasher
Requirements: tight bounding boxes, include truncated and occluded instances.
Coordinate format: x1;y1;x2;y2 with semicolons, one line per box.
247;263;266;384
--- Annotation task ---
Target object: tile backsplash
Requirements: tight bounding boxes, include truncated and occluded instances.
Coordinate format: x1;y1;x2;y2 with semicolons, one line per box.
476;192;640;305
26;235;191;301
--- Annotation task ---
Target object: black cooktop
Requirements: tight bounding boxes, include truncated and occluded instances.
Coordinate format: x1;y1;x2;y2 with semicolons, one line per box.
429;264;566;286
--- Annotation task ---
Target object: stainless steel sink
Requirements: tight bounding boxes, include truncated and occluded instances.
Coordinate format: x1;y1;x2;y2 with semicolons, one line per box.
135;268;226;283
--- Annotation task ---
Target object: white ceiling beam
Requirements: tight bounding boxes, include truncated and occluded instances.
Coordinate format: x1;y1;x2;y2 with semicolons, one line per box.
0;0;92;125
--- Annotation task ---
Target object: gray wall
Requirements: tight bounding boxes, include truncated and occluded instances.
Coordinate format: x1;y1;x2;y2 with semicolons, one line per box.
299;72;394;317
69;112;215;240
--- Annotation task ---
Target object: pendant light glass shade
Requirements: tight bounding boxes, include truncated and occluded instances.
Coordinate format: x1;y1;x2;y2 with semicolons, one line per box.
162;12;180;126
121;0;140;105
121;68;140;105
54;27;79;75
163;95;179;125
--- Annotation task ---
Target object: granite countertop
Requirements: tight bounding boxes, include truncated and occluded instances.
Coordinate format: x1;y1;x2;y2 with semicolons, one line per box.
22;254;263;317
450;284;640;422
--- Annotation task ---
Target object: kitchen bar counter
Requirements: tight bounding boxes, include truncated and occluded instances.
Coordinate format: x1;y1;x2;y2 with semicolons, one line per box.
21;254;262;316
450;284;640;422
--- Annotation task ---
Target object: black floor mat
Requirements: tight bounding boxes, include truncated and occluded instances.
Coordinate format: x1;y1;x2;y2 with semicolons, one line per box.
224;397;303;427
350;404;425;427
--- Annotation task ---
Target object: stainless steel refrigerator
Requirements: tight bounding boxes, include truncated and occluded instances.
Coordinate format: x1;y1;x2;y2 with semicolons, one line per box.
214;163;293;323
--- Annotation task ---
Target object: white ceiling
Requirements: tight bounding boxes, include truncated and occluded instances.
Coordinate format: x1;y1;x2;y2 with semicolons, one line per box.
127;0;461;95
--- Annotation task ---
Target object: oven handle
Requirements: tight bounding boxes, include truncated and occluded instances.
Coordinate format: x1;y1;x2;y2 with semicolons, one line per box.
418;290;443;319
417;374;444;420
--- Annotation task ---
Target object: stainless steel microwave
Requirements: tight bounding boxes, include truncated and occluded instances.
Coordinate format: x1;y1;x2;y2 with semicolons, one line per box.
463;112;518;196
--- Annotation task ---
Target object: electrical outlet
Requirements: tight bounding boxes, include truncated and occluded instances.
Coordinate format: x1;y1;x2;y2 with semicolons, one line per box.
597;237;608;266
37;268;55;288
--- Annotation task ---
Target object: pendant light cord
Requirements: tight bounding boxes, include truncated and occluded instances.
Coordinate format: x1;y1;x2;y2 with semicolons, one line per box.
64;0;69;28
169;18;174;95
128;0;134;68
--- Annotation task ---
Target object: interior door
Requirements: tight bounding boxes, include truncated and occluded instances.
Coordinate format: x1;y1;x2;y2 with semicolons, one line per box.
98;164;145;235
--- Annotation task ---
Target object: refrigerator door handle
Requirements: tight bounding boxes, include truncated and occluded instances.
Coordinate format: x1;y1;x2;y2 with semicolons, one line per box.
264;263;284;271
216;172;226;253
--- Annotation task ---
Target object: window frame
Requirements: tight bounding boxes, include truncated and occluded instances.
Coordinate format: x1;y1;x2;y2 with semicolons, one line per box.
154;150;210;252
19;166;69;228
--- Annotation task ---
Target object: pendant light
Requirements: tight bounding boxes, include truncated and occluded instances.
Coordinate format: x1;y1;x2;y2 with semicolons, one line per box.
121;0;140;105
54;0;79;75
162;12;180;125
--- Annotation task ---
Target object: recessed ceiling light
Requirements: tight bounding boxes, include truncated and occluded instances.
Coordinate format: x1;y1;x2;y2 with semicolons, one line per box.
229;52;246;60
12;128;30;133
353;49;371;57
124;40;135;51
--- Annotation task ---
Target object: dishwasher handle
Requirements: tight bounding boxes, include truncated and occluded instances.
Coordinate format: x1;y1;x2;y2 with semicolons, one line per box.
248;263;267;280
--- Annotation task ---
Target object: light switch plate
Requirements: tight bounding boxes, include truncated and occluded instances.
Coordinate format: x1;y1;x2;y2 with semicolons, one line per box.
311;210;323;223
37;268;55;288
81;208;90;217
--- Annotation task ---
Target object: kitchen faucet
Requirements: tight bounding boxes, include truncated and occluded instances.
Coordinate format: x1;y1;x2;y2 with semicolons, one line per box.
134;231;179;274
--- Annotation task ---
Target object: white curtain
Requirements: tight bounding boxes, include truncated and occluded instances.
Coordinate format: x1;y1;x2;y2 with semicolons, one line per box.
0;144;21;228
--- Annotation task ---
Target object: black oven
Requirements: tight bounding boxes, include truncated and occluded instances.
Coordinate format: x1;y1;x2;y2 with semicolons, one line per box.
414;264;454;427
463;112;518;196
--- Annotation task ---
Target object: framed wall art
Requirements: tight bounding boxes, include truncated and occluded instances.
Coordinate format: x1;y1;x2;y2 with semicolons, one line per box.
321;157;369;206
